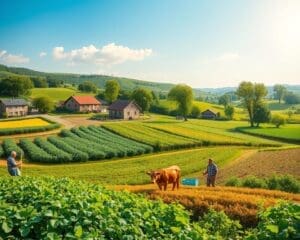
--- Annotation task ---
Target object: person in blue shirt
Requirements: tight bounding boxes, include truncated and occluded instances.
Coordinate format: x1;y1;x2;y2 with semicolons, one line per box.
7;151;22;176
203;159;218;187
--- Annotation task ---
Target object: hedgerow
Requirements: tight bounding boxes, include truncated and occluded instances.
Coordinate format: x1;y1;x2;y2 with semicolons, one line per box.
19;139;54;163
225;175;300;193
47;136;89;162
34;137;72;163
2;139;24;159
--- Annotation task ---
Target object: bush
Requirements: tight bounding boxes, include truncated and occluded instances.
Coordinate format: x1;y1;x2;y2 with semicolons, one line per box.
0;144;4;158
267;175;300;193
198;209;243;239
245;202;300;240
241;175;267;189
225;177;241;187
271;114;286;128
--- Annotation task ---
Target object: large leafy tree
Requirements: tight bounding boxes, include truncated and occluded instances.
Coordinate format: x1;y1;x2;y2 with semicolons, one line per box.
236;81;268;127
32;96;54;113
273;84;287;104
0;76;33;97
168;84;193;121
104;80;120;103
78;81;97;93
131;88;153;112
253;103;271;127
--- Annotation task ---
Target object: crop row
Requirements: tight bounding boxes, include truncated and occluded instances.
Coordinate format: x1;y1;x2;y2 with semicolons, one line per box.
0;126;153;163
102;123;200;150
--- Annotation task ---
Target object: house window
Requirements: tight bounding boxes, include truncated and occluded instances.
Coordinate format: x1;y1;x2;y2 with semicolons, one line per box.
127;111;130;116
134;111;137;115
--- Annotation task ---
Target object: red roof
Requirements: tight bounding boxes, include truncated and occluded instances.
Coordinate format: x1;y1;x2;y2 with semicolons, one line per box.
70;96;101;105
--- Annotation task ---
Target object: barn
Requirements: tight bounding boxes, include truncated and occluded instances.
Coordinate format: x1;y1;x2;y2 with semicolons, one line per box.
201;109;219;119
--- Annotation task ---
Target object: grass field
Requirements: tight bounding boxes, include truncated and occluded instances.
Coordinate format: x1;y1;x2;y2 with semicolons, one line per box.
30;87;93;103
0;117;50;129
238;124;300;143
0;147;243;184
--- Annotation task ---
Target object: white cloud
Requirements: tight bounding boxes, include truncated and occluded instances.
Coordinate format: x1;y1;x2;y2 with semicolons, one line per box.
0;50;29;64
52;43;153;66
39;52;47;57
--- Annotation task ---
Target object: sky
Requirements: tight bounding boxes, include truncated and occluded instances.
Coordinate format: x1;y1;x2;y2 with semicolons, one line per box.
0;0;300;88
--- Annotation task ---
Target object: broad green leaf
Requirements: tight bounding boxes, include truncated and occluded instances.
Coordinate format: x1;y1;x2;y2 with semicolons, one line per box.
74;225;83;238
2;221;12;233
266;224;279;233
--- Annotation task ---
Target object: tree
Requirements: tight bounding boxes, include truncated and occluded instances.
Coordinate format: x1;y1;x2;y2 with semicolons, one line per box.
31;77;48;88
118;89;131;100
0;76;33;97
104;80;120;103
168;84;193;121
284;92;300;104
32;96;54;113
273;84;287;104
236;81;268;127
47;77;63;87
131;88;153;112
271;114;286;128
78;81;97;93
218;94;230;107
190;105;201;118
224;105;235;120
253;103;271;127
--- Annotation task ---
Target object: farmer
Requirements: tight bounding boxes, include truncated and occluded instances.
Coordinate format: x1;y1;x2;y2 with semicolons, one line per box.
203;158;218;187
7;151;22;176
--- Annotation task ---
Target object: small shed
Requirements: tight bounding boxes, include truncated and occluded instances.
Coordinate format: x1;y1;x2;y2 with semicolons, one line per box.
201;109;219;119
108;100;141;120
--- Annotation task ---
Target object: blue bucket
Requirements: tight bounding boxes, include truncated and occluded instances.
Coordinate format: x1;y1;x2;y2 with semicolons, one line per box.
182;178;199;186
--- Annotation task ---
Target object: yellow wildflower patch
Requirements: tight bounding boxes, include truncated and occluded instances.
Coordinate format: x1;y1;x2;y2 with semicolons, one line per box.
0;118;50;129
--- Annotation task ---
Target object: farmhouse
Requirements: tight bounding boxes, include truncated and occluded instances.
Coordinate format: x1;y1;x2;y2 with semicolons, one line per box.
64;96;101;113
201;109;220;119
0;98;28;117
108;100;141;120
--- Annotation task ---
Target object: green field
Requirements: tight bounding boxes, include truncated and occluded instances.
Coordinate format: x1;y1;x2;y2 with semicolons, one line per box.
103;116;283;147
30;88;93;103
0;147;243;185
238;124;300;143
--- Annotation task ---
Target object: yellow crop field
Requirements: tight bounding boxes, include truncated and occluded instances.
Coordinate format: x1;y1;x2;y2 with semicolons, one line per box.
116;184;300;227
0;118;50;129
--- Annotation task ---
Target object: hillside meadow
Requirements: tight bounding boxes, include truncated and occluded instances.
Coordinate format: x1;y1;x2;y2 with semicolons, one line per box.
29;87;93;103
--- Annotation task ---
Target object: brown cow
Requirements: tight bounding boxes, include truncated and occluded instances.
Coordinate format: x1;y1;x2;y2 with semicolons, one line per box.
147;165;181;191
